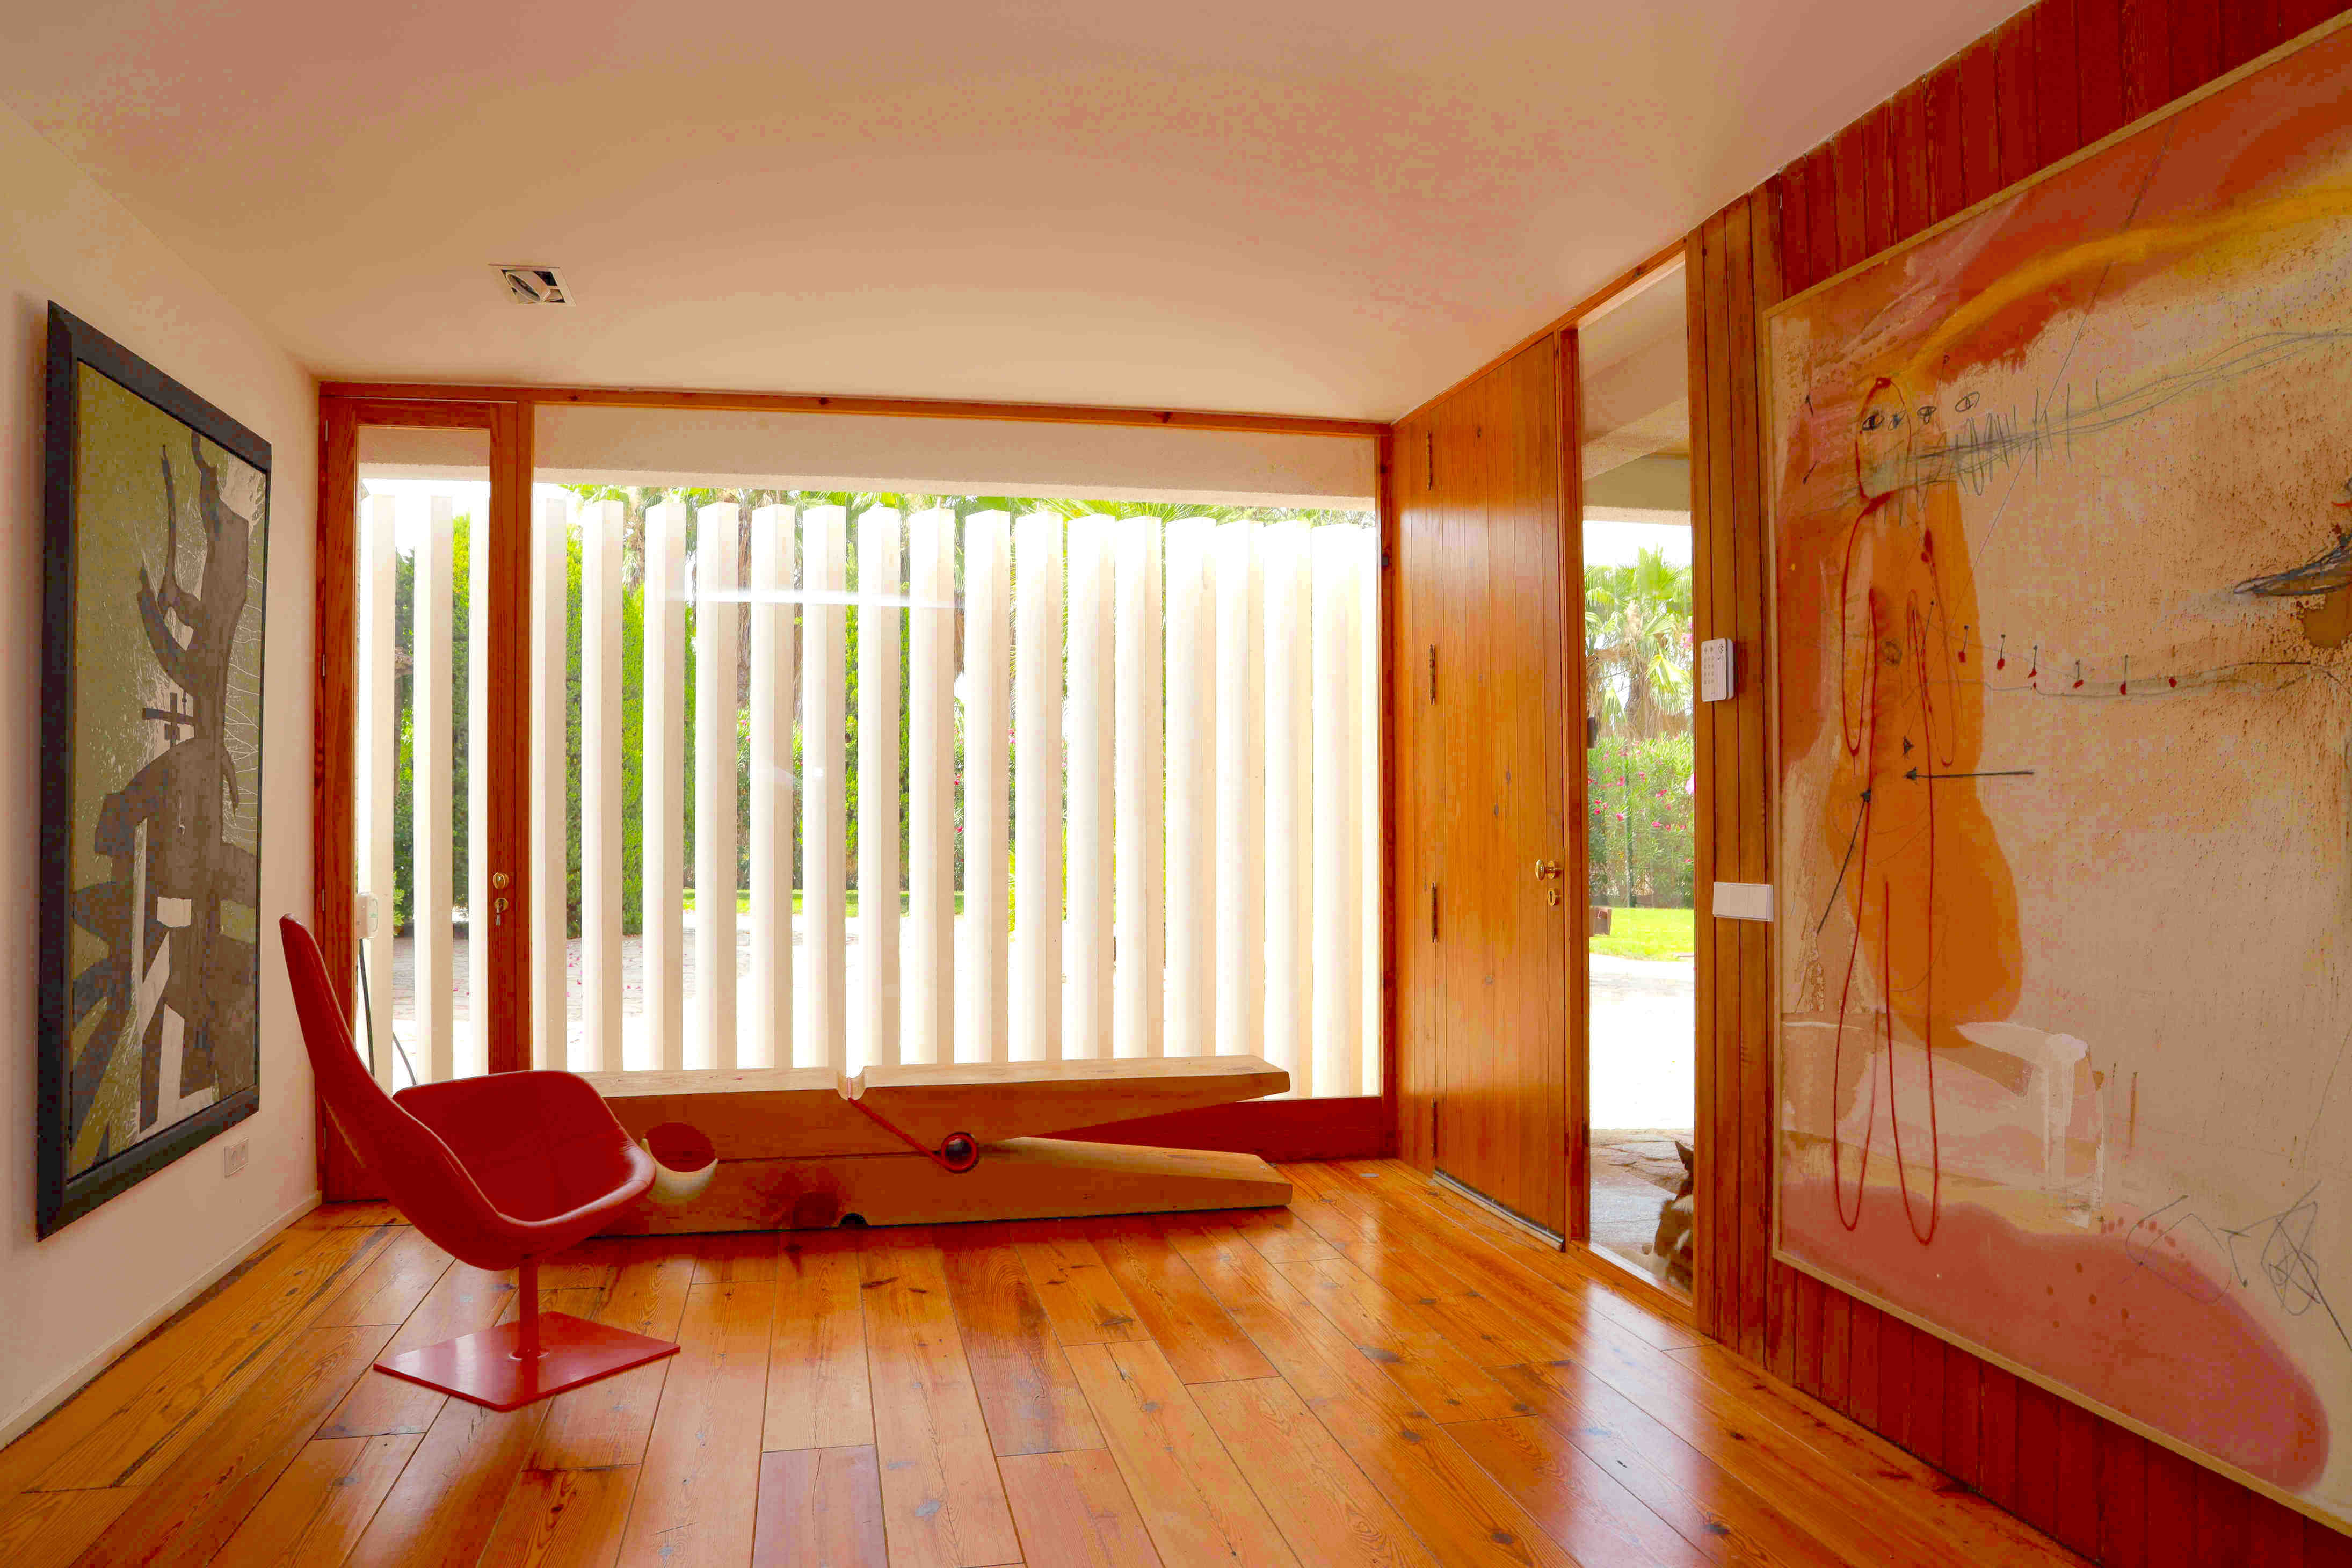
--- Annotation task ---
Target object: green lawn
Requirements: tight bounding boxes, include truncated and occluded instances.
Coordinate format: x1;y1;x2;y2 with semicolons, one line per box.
1589;905;1695;962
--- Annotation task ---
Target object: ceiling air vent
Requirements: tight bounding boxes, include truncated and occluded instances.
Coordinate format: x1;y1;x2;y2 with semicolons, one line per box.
495;265;571;305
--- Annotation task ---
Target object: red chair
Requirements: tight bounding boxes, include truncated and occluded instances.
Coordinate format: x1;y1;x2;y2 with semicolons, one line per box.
280;917;679;1410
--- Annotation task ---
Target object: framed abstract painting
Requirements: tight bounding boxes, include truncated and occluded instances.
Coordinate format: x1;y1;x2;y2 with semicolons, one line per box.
1767;14;2352;1531
38;304;270;1237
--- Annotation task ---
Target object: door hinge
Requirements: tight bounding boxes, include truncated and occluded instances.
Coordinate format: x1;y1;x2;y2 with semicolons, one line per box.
1425;429;1434;488
1427;645;1437;703
1430;883;1440;942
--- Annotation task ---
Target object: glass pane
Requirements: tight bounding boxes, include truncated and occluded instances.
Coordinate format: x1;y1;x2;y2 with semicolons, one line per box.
353;424;492;1086
1579;263;1697;1291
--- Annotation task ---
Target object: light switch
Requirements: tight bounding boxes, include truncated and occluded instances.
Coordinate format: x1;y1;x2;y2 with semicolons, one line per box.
1712;881;1774;921
1700;638;1736;702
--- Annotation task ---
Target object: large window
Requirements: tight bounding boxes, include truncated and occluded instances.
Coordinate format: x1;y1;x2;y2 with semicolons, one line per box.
351;411;1381;1099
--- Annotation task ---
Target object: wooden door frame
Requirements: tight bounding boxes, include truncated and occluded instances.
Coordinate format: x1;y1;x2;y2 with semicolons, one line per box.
1556;326;1592;1249
313;381;1392;1199
314;395;532;1198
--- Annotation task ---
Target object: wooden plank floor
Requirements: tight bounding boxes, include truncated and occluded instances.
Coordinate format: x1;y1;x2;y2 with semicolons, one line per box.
0;1160;2088;1568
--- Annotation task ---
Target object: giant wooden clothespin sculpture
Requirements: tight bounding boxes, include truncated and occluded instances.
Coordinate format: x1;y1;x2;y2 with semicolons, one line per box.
580;1056;1290;1233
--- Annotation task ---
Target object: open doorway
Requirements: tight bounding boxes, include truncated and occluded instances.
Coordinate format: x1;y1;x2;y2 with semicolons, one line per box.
1576;259;1696;1293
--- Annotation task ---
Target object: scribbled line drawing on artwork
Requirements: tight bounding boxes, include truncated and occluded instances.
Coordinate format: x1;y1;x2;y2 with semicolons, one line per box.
1874;331;2352;500
2226;1187;2352;1354
67;430;262;1164
2124;1188;2351;1356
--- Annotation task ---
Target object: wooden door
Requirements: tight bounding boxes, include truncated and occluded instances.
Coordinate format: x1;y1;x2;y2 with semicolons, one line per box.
1397;340;1575;1237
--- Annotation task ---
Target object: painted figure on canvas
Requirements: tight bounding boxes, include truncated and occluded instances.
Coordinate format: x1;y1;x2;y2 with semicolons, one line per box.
69;426;262;1165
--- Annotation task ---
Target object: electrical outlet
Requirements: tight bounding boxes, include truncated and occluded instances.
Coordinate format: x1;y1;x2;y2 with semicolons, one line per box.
222;1139;249;1177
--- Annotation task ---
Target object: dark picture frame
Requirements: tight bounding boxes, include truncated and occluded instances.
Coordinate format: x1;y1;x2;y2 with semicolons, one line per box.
39;304;271;1237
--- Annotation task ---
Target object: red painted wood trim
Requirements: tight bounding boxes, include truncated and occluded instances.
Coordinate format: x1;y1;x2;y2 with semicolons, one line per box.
2167;0;2223;98
1959;34;2006;206
1805;145;1840;292
1980;1364;2021;1512
1777;159;1809;299
1859;103;1896;257
2036;0;2086;164
1891;81;1933;242
1926;60;1968;224
1995;13;2043;191
2218;0;2277;70
2056;1400;2101;1556
1907;1327;1946;1470
2121;0;2175;121
1943;1344;1983;1490
1848;1301;1881;1429
1828;120;1870;272
2097;1422;2151;1568
1058;1095;1388;1162
2079;0;2129;142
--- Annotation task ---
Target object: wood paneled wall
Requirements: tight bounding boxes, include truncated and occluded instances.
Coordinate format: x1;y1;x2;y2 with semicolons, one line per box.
1689;0;2352;1560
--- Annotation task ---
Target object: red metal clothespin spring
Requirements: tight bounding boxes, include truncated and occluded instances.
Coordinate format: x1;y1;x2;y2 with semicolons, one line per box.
844;1094;982;1174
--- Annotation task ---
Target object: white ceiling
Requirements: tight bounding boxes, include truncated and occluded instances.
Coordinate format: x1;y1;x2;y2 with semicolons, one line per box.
0;0;2024;421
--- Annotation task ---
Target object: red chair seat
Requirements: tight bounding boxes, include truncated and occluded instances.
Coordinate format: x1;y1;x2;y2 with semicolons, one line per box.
281;917;678;1409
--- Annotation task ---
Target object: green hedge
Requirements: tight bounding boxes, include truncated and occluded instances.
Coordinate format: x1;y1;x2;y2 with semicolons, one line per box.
1587;733;1694;909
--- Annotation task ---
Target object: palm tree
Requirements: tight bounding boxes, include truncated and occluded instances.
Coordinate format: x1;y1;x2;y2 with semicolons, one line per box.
1585;546;1693;740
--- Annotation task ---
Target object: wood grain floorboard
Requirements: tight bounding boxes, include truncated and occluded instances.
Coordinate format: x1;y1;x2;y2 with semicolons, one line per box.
939;1224;1107;1456
343;1393;551;1566
1087;1218;1274;1384
0;1180;2092;1568
24;1225;389;1491
478;1464;640;1568
1302;1390;1586;1568
209;1433;419;1568
616;1280;774;1568
69;1322;395;1567
1193;1376;1442;1568
0;1487;138;1568
1491;1362;1846;1568
310;1227;454;1327
753;1446;889;1568
1012;1227;1153;1347
318;1259;517;1438
1273;1255;1522;1420
1064;1340;1300;1567
766;1230;874;1451
998;1449;1165;1568
529;1238;696;1470
861;1229;1025;1568
1158;1217;1434;1420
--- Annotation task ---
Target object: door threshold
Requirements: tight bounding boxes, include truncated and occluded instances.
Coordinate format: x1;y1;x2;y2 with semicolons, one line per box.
1577;1235;1695;1320
1431;1170;1565;1247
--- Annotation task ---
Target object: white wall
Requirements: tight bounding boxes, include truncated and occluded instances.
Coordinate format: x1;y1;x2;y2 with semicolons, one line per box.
0;103;318;1441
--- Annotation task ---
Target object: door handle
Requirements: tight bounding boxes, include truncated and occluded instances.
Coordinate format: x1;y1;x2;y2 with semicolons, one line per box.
1533;860;1563;879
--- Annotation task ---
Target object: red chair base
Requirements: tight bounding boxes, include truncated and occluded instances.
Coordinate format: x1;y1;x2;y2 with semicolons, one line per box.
374;1312;681;1412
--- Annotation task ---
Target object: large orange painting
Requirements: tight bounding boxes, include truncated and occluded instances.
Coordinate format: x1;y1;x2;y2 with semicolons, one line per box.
1769;16;2352;1527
